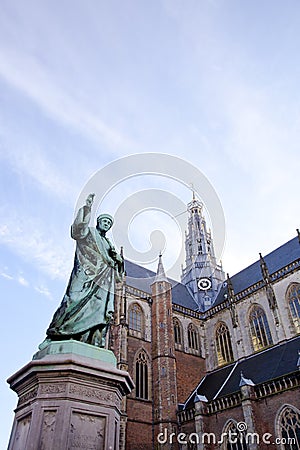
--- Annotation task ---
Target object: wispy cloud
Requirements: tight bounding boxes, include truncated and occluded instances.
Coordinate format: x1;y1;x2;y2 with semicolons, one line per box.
34;283;52;299
0;270;13;281
0;45;134;151
0;267;29;287
17;274;29;287
0;141;77;203
222;84;300;194
0;209;72;281
0;264;53;299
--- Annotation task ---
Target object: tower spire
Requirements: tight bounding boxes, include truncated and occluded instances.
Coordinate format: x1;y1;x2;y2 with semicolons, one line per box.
155;253;168;282
181;194;225;311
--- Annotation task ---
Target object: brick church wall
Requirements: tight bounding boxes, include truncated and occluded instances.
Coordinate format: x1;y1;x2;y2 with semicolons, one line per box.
126;335;152;399
179;387;300;450
204;408;245;448
252;389;300;449
175;350;205;404
126;413;153;450
126;335;153;449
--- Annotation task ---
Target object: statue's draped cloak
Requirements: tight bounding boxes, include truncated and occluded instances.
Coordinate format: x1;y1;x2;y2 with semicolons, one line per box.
47;226;119;337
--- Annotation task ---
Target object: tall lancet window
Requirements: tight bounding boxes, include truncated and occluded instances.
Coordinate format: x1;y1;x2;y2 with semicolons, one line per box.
188;323;199;352
215;322;234;366
249;305;273;351
135;350;149;400
287;284;300;334
173;317;183;348
128;303;143;337
221;421;248;450
277;405;300;449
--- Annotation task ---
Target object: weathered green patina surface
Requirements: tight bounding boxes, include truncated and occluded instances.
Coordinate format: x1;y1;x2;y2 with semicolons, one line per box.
40;194;123;348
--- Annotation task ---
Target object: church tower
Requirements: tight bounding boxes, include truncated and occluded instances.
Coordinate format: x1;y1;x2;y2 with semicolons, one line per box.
181;194;225;311
151;255;178;449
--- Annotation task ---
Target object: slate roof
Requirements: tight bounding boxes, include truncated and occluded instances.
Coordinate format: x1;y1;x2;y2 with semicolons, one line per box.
184;335;300;408
124;259;198;310
171;282;199;310
213;235;300;307
124;259;157;293
124;235;300;311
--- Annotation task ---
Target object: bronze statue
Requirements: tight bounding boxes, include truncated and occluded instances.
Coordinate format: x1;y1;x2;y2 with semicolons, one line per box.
40;194;123;349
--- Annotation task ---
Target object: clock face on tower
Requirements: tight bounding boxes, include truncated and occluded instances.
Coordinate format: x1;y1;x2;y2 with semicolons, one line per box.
197;277;212;291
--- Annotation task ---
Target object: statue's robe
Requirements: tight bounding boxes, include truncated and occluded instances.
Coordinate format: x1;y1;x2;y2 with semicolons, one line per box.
47;220;121;338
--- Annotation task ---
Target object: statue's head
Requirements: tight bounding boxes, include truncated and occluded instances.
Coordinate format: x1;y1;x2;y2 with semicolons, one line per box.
96;214;114;232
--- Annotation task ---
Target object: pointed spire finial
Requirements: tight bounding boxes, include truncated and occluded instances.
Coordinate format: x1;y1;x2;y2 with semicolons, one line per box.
259;252;270;282
189;182;195;199
155;253;168;282
227;273;234;301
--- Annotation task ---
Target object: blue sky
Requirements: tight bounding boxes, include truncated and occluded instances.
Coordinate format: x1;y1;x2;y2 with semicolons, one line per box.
1;1;300;447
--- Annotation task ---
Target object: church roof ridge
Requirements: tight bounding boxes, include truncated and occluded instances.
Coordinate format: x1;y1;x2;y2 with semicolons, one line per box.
212;235;300;308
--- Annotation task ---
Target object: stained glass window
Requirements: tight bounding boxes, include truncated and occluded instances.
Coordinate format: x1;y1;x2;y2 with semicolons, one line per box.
129;303;143;332
188;323;199;351
277;406;300;449
287;284;300;334
216;322;234;366
249;306;273;351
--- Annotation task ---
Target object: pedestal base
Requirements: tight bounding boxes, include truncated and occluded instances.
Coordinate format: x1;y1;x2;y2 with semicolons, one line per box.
7;342;133;450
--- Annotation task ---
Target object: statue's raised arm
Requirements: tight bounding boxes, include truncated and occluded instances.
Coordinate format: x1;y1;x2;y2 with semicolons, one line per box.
39;194;123;350
71;193;95;240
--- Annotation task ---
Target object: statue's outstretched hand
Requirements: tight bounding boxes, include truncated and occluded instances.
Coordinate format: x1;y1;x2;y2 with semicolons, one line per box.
85;193;95;208
72;194;95;238
81;193;95;224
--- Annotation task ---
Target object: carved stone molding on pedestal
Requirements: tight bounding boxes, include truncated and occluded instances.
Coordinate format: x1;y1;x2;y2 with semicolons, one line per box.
7;341;134;450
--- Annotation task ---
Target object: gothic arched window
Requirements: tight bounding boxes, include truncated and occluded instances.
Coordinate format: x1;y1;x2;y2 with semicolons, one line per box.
222;420;248;450
135;350;149;400
249;305;273;351
287;284;300;334
188;323;199;352
173;318;183;346
277;405;300;449
215;322;234;366
128;303;143;336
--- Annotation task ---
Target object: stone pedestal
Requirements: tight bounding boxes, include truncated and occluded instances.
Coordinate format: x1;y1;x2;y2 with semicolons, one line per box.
7;341;134;450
